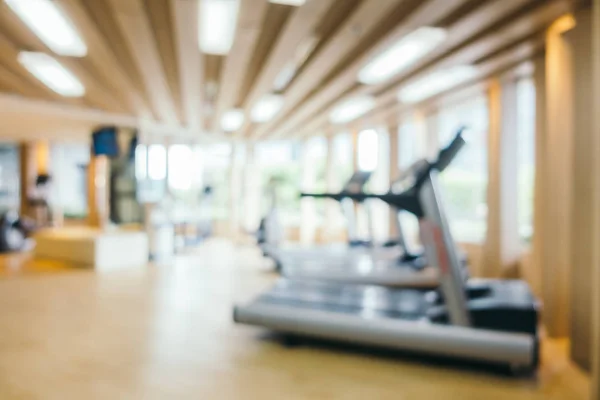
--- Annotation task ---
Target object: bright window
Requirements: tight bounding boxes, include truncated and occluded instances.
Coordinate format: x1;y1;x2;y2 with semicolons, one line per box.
368;130;390;242
300;137;327;243
516;78;536;242
303;136;327;194
256;140;302;225
357;129;379;172
168;145;193;191
135;144;147;180
50;143;89;218
332;133;354;191
203;143;232;220
397;118;426;249
437;95;489;243
0;145;20;212
398;117;424;169
148;144;167;180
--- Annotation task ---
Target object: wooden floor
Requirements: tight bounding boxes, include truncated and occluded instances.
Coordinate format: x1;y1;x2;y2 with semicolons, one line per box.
0;240;590;399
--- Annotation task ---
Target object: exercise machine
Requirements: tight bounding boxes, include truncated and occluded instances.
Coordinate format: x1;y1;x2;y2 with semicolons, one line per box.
278;131;469;288
259;171;379;270
234;131;539;371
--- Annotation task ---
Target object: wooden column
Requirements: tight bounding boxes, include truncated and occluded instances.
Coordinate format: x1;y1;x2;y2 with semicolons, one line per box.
19;142;36;217
482;79;521;278
529;56;547;299
539;15;576;338
87;152;110;229
591;0;600;395
322;134;338;242
388;120;400;239
229;143;244;241
564;8;595;371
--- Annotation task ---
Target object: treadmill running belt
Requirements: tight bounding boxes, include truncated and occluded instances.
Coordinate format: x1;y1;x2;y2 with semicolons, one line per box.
259;279;429;320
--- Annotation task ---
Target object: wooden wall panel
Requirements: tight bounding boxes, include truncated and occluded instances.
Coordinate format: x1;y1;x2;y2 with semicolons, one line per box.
528;56;546;299
592;0;600;395
482;79;521;278
565;8;594;372
538;15;575;338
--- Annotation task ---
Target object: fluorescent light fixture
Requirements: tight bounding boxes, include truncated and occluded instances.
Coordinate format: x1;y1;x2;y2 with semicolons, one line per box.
273;63;297;92
398;65;477;104
251;94;284;122
272;35;318;92
200;0;240;55
18;52;85;97
221;108;245;132
5;0;87;57
329;96;375;124
269;0;305;5
358;27;447;85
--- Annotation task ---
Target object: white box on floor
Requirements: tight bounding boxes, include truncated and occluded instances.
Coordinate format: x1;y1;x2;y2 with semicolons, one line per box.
34;227;149;270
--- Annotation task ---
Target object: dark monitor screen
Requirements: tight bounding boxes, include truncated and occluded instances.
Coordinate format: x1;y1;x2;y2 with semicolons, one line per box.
92;127;119;157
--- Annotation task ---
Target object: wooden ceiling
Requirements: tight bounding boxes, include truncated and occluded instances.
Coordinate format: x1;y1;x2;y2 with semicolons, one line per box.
0;0;573;141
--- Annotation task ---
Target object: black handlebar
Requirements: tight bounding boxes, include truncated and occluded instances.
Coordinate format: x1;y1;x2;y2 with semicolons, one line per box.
299;127;466;213
434;127;467;172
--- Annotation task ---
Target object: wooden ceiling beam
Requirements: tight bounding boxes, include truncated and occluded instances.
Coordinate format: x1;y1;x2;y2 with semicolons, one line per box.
257;0;475;140
272;0;569;140
55;0;153;118
211;0;270;133
348;37;546;134
0;31;67;102
143;0;182;122
105;0;179;125
0;63;50;99
251;0;409;140
171;0;203;131
235;0;336;138
299;36;546;139
0;6;129;113
374;0;569;107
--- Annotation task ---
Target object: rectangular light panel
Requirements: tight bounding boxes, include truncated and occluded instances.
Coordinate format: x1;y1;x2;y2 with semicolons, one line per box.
269;0;305;5
221;108;245;132
5;0;87;57
358;27;447;85
329;96;375;124
398;66;477;104
251;94;284;123
18;52;85;97
200;0;240;55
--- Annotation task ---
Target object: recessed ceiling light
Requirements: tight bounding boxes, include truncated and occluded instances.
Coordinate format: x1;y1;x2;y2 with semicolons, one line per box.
199;0;240;55
269;0;305;6
358;27;447;85
329;96;375;124
251;94;284;123
18;52;85;97
221;109;245;132
398;65;477;104
272;35;318;92
5;0;87;57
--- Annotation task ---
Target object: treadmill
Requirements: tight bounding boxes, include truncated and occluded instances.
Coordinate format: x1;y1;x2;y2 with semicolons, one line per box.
234;131;540;370
262;171;404;270
279;132;471;288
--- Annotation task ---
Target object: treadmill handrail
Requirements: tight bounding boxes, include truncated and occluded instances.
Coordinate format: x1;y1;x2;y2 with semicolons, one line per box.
300;128;466;214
